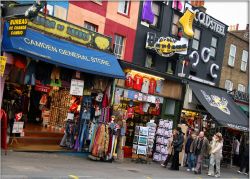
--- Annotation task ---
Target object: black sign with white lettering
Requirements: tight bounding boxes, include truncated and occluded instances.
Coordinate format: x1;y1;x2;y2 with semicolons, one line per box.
8;18;28;36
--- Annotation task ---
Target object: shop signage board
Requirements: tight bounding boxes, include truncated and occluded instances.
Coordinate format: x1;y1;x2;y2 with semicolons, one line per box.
70;79;84;96
8;18;28;36
12;122;24;133
0;56;7;76
145;32;188;57
27;13;112;52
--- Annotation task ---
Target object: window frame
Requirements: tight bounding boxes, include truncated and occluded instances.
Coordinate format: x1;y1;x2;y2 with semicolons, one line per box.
145;53;155;68
117;1;130;16
191;28;201;50
228;44;237;67
240;50;248;72
83;21;98;32
149;1;162;29
171;12;180;36
210;36;218;58
238;84;246;92
113;34;125;59
225;80;233;91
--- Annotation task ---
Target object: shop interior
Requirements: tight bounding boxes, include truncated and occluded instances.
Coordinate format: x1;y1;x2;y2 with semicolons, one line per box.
2;53;112;151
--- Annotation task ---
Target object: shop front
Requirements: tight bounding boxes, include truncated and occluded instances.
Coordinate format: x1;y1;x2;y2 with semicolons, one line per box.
1;19;124;151
107;61;183;163
180;80;249;166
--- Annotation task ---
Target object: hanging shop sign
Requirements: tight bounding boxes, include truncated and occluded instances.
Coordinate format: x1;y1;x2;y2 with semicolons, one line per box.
8;18;28;36
145;32;188;57
0;56;7;76
70;79;84;96
194;9;226;36
189;46;219;80
27;13;112;52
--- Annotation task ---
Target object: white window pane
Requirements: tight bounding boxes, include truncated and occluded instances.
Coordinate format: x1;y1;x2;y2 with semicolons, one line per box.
230;45;236;56
241;61;247;71
238;84;246;92
118;1;129;15
228;56;235;66
153;16;158;26
152;2;160;15
145;54;153;68
192;39;199;50
242;50;248;62
210;47;216;57
194;29;200;39
225;80;233;91
46;4;54;16
211;37;217;47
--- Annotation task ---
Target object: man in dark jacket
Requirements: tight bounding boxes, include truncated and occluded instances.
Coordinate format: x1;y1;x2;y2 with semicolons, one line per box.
170;127;184;170
238;137;249;175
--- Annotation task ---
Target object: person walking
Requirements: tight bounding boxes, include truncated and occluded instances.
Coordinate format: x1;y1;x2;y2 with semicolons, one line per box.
208;132;223;178
238;137;249;176
161;129;176;167
187;132;197;172
170;127;184;170
193;131;210;174
232;137;240;166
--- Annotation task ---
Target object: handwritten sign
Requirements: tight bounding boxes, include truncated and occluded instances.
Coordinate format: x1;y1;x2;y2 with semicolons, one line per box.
70;79;84;96
12;122;24;133
0;56;7;76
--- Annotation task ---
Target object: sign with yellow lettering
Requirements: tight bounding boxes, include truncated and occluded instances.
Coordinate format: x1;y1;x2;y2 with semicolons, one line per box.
27;13;112;52
0;56;7;76
8;18;28;36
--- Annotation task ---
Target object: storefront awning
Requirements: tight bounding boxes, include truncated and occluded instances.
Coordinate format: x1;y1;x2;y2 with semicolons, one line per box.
2;23;125;79
239;105;249;113
189;81;249;131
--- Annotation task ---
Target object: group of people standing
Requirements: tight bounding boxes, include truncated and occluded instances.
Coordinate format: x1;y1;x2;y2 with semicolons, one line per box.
161;127;225;178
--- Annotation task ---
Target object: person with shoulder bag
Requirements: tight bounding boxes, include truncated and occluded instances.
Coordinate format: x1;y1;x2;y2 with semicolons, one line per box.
208;132;223;178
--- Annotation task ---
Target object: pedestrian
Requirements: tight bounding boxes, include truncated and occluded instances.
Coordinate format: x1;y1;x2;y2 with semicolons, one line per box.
184;129;193;167
187;131;197;172
161;129;177;167
170;127;184;170
232;137;240;166
193;131;210;174
237;136;249;176
208;132;223;178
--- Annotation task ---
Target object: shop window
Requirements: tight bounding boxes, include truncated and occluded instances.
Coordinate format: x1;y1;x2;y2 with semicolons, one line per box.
164;99;175;115
84;21;98;32
151;2;161;28
238;84;246;92
118;1;130;15
191;28;201;50
241;50;248;72
225;80;233;91
171;13;180;36
228;44;236;67
114;34;125;59
210;36;217;58
145;53;155;68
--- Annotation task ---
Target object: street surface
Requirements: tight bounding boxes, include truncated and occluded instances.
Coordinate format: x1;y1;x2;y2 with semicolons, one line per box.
1;151;248;179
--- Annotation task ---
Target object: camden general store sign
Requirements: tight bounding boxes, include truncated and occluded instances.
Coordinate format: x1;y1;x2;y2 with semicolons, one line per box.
27;13;112;52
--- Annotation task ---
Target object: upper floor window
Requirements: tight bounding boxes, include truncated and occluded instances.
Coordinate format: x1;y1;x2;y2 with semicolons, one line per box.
114;34;125;59
145;53;155;68
171;13;180;36
84;21;98;32
191;28;201;50
118;1;130;15
241;50;248;72
228;44;236;67
225;80;233;91
238;84;246;92
151;2;161;27
210;37;217;58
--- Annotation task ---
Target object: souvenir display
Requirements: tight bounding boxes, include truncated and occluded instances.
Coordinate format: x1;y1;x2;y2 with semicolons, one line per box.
153;119;173;162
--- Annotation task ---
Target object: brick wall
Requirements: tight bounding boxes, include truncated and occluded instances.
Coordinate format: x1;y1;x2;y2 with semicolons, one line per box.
219;32;249;91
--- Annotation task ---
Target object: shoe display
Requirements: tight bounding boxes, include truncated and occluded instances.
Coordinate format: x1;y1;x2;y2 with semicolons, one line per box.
178;8;195;38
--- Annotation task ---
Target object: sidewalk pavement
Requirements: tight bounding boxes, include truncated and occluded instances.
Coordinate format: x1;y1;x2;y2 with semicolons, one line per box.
1;151;248;179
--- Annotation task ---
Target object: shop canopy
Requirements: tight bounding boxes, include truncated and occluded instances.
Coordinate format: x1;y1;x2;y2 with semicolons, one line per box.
189;81;249;131
2;23;125;79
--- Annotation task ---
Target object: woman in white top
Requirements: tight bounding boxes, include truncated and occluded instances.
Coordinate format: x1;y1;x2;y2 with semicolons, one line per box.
208;132;223;178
